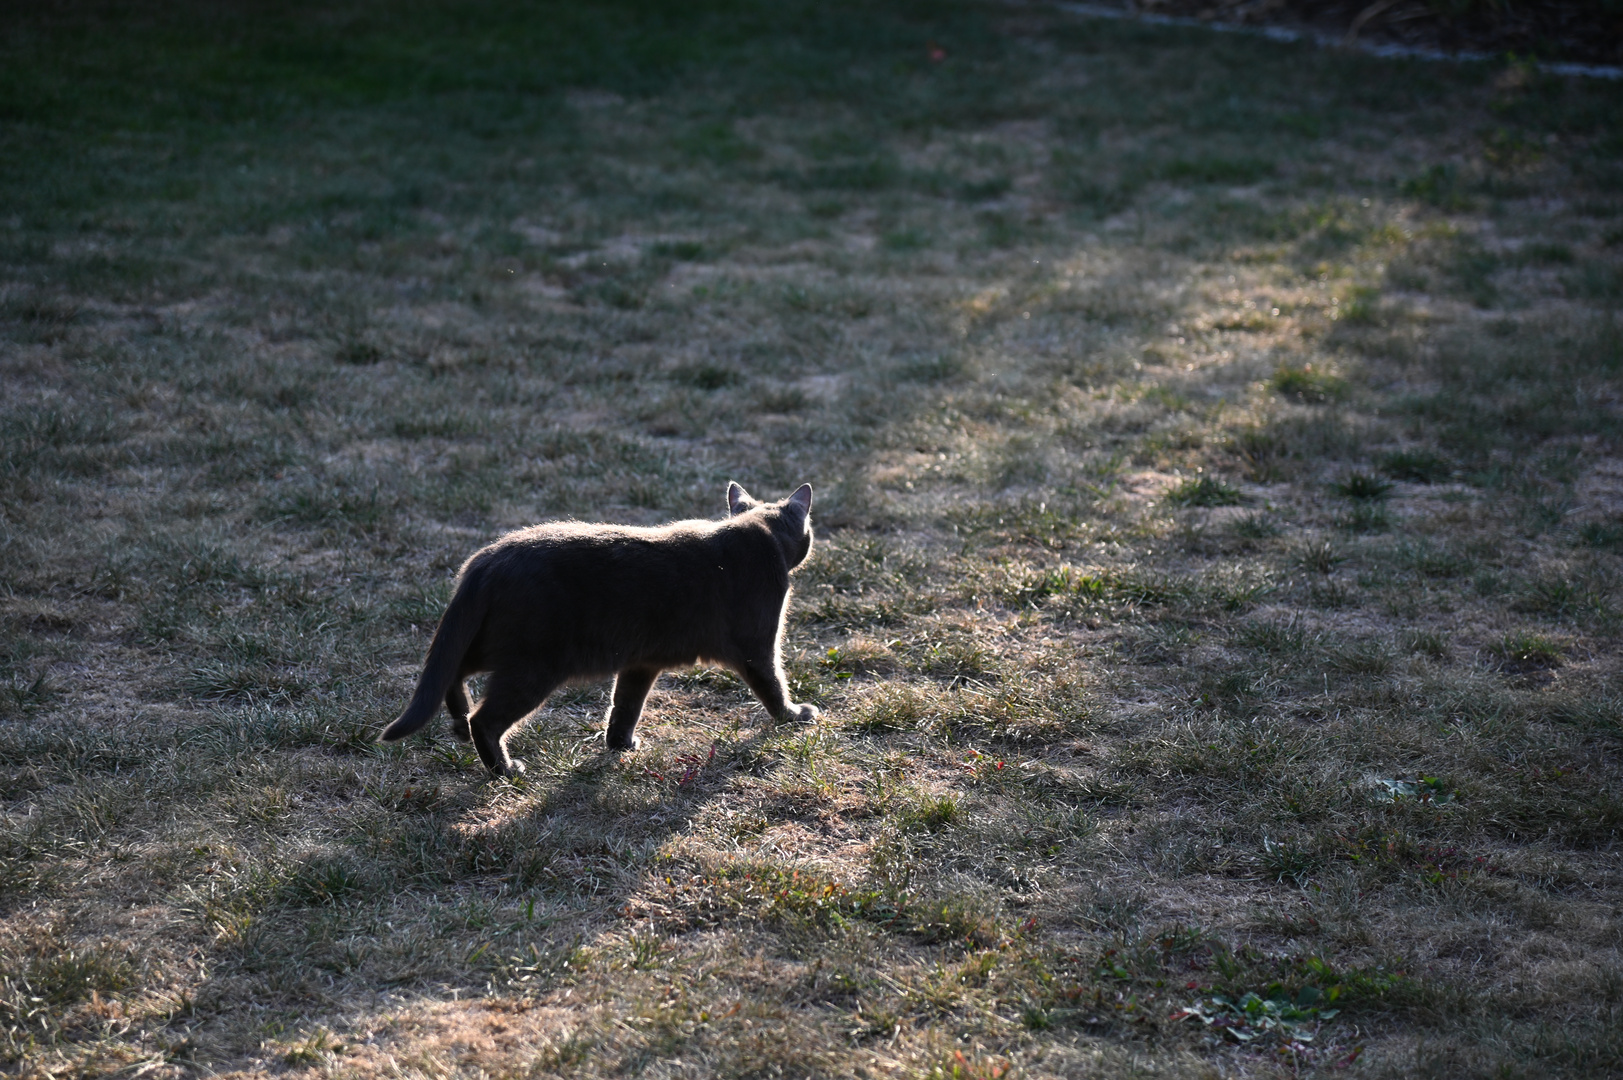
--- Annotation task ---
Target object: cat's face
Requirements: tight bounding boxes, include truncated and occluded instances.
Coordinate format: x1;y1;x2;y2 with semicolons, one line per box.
728;482;814;569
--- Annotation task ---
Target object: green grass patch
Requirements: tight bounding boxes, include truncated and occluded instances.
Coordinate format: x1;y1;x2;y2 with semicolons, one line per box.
1269;364;1345;403
1165;475;1245;507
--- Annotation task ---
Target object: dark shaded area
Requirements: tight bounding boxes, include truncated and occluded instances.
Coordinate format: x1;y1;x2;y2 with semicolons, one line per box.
1128;0;1623;65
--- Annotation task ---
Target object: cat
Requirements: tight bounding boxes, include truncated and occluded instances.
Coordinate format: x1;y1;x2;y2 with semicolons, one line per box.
379;482;819;776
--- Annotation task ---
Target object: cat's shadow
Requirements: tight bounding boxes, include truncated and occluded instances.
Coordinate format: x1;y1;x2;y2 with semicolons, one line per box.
449;714;793;916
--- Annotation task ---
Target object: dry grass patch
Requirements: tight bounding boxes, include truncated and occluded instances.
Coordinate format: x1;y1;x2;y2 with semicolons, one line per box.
3;1;1622;1077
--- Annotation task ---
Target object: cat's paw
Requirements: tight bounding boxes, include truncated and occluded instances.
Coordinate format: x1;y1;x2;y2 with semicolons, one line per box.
788;703;821;724
450;717;472;743
490;758;526;778
606;733;639;752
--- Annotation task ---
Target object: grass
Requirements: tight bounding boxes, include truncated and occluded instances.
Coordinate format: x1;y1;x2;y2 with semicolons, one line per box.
1165;474;1246;507
1;2;1621;1078
1332;472;1395;502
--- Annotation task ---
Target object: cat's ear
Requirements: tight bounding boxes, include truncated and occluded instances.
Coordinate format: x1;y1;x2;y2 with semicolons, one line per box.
727;481;758;516
786;484;813;518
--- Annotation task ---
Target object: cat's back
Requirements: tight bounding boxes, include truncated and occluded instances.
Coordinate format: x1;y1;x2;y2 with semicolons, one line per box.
460;514;785;653
480;517;721;563
463;514;779;587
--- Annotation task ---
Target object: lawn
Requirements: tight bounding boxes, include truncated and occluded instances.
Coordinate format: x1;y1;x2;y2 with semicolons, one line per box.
2;2;1622;1077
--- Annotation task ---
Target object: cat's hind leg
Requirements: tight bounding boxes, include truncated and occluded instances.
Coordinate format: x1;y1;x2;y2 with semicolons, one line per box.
735;650;820;725
605;667;660;751
467;672;559;777
447;680;472;742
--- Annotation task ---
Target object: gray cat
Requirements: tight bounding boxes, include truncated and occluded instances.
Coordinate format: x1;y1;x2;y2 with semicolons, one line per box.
380;482;819;775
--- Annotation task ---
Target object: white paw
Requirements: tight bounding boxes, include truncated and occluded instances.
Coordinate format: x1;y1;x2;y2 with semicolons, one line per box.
791;703;821;723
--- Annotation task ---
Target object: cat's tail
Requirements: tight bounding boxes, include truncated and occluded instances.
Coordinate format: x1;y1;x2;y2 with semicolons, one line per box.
379;574;488;743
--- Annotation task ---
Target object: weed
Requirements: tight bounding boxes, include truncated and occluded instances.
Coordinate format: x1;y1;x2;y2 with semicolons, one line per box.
1401;629;1450;659
1341;503;1391;533
1270;364;1345;402
1489;630;1564;671
1308;579;1354;608
1337;284;1382;325
1332;472;1394;501
1173;985;1337;1044
1295;539;1345;575
1165;475;1245;507
901;793;961;832
1403;163;1470;210
335;338;385;366
1577;519;1623;550
0;672;55;718
1378;448;1451;483
281;1028;343;1066
1231;512;1282;539
650;240;707;260
1236;619;1307;655
279;856;372;908
671;362;742;390
1326;640;1394;675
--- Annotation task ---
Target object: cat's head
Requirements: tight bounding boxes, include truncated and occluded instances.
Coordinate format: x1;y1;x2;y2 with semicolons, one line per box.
728;481;813;569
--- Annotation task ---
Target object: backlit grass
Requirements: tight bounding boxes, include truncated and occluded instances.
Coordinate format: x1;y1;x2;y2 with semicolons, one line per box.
2;2;1622;1078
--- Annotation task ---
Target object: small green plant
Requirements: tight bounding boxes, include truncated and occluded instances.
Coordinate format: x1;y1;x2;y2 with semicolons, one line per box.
1335;285;1380;324
1392;540;1470;579
1294;539;1344;575
1340;503;1390;533
0;672;54;717
1326;640;1393;675
881;228;929;252
1488;630;1564;670
282;1028;342;1066
1231;512;1281;539
1166;475;1245;507
1009;564;1106;606
1577;519;1623;550
1260;835;1324;886
908;894;1004;949
1402;163;1470;209
1331;472;1393;501
672;362;742;390
1401;629;1450;659
1172;985;1339;1045
650;239;706;260
4;948;136;1014
704;865;888;930
1308;579;1353;608
1269;364;1344;402
527;1031;596;1072
625;926;666;970
280;856;369;907
1378;449;1450;483
1236;619;1307;654
903;794;961;832
334;337;383;365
